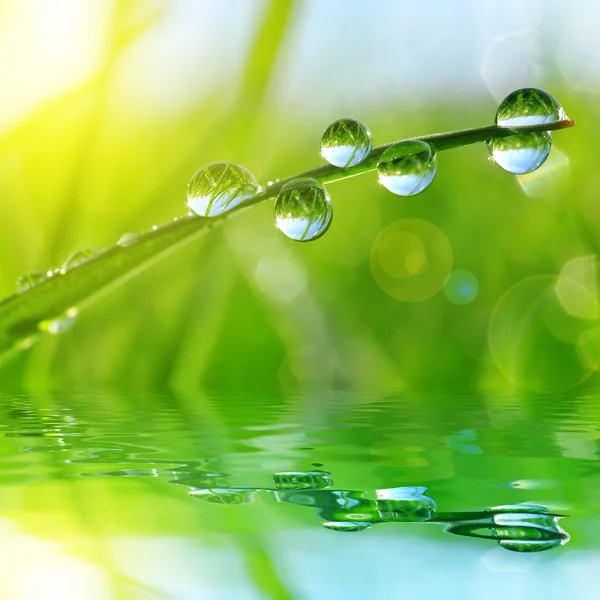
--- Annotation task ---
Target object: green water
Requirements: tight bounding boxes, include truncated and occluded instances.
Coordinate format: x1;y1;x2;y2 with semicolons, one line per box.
0;389;598;599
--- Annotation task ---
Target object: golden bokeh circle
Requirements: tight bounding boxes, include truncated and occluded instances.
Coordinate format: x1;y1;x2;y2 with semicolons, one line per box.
370;219;453;302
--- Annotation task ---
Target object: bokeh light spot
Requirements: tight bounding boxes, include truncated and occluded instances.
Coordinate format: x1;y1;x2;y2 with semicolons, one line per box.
555;255;598;320
444;269;479;305
370;219;453;302
489;276;600;389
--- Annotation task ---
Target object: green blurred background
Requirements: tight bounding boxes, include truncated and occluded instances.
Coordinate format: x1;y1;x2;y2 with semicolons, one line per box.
0;0;599;393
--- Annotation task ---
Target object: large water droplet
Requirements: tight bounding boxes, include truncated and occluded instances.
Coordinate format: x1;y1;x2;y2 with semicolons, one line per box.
60;249;96;274
377;140;437;196
39;308;78;335
322;521;373;532
320;118;373;168
496;88;568;127
187;162;260;217
274;178;332;242
15;272;45;293
488;131;551;174
273;471;333;491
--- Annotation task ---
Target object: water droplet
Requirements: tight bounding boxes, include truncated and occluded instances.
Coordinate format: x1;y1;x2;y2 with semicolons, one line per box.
443;269;479;305
189;488;257;505
496;88;568;127
322;521;373;532
117;233;139;247
187;162;260;217
15;272;45;293
274;179;332;242
376;486;436;522
377;140;437;196
273;471;333;491
40;308;78;335
60;249;96;274
320;118;373;168
152;225;158;231
488;131;551;175
488;504;549;515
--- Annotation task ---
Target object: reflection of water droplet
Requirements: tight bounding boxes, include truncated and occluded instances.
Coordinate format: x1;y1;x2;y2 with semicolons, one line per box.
488;504;549;514
496;88;568;127
117;233;139;247
488;131;551;174
377;140;436;196
187;162;260;217
275;179;332;242
370;219;453;302
60;249;96;273
273;471;332;491
321;118;373;168
40;308;78;335
189;488;257;505
444;269;479;305
322;521;373;532
15;272;46;293
376;487;436;522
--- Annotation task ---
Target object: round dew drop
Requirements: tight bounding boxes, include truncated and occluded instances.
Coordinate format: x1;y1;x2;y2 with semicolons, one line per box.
320;118;373;168
60;249;96;274
187;162;260;217
495;88;568;128
488;131;551;175
377;140;437;196
275;178;333;242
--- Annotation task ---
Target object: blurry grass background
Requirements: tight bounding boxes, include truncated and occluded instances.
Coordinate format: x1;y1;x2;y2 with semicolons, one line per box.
1;0;600;394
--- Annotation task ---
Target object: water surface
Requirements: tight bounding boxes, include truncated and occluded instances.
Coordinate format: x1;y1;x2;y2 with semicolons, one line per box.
0;389;598;599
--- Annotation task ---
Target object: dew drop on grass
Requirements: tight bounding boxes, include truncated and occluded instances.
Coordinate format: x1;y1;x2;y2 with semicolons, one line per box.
320;118;373;168
322;521;373;532
60;249;96;273
187;161;260;217
15;272;45;293
117;233;139;247
275;178;333;242
189;488;256;505
377;140;437;196
496;88;568;127
488;131;551;174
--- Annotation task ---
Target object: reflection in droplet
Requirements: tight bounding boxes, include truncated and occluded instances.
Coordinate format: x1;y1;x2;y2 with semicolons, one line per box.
495;88;568;128
488;131;552;175
370;219;453;302
443;269;479;305
39;308;78;335
187;162;260;217
189;488;257;505
273;471;332;491
60;249;97;274
320;118;372;168
376;486;436;522
15;272;45;293
274;179;332;242
377;140;437;196
322;521;373;532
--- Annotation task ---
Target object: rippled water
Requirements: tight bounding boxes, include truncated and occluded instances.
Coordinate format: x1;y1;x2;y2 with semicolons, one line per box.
0;389;598;599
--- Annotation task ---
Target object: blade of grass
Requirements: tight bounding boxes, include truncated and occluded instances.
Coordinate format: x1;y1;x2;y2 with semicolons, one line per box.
0;118;575;357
